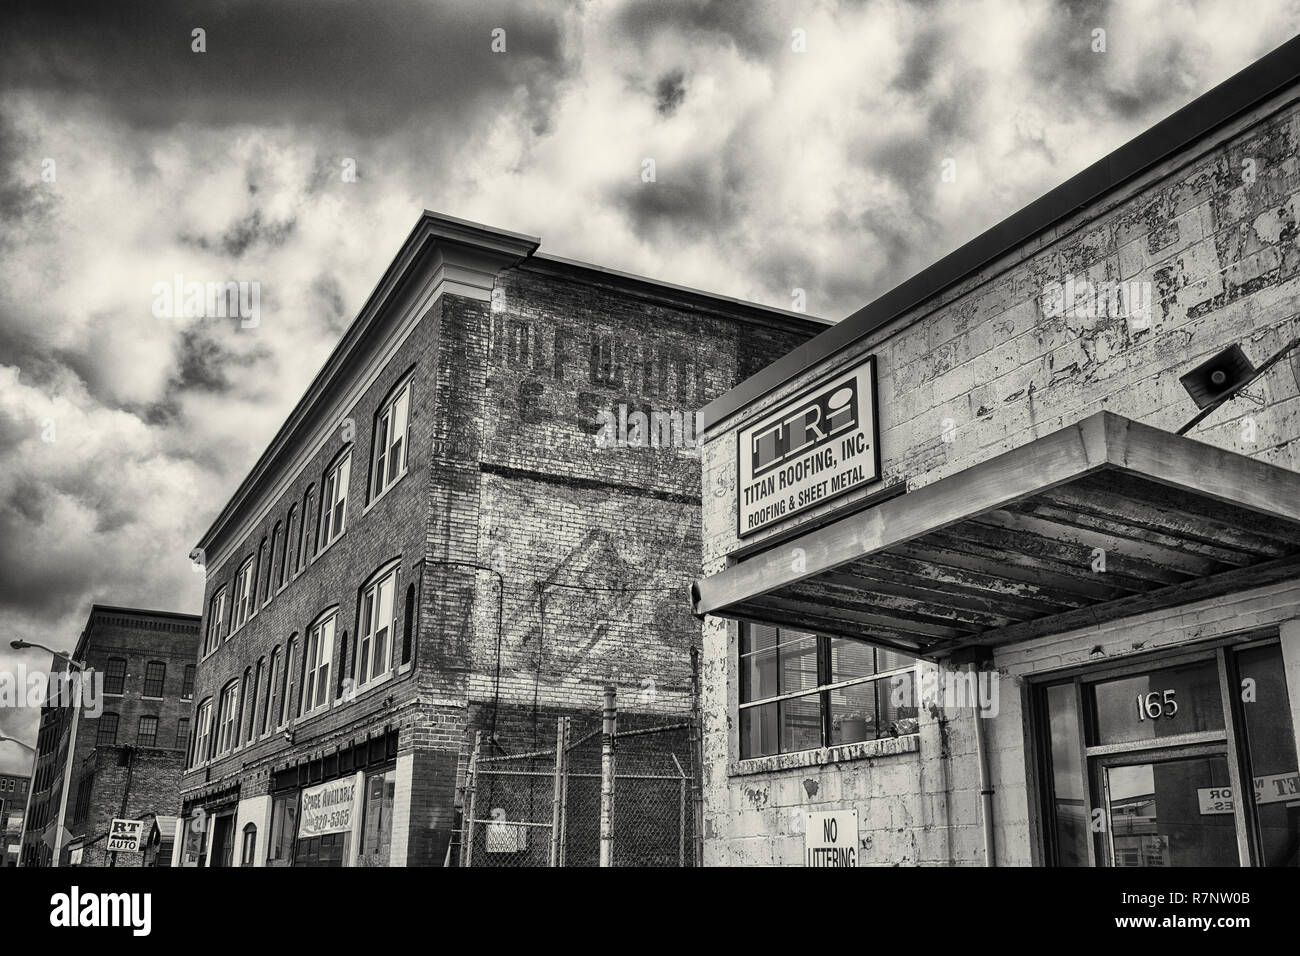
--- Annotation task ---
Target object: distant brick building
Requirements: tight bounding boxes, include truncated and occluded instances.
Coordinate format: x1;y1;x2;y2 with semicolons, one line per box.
19;606;200;867
0;772;30;866
177;212;825;867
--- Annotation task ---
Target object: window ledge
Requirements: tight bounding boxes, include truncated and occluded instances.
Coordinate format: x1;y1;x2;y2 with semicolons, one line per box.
728;733;920;777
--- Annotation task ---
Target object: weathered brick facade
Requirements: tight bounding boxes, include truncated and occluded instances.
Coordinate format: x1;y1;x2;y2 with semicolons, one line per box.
179;214;824;866
698;56;1300;865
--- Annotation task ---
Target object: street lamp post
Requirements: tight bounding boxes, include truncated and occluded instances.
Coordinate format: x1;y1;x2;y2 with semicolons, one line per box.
10;640;87;868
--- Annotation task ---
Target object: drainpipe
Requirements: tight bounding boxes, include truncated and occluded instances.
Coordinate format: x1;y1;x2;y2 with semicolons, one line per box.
970;662;996;867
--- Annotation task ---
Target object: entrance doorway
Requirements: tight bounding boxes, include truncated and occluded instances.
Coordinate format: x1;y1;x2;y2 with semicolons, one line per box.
1035;635;1300;866
210;813;236;868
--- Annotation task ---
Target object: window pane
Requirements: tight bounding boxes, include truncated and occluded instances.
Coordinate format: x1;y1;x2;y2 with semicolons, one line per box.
830;680;875;744
1044;683;1089;866
778;633;819;697
740;623;778;656
739;701;778;759
1105;758;1238;866
828;638;875;682
779;693;822;754
1091;660;1223;746
1234;644;1300;867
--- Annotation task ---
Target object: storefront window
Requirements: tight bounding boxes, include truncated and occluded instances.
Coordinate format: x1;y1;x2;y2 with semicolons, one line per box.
1043;682;1089;866
359;768;396;866
267;792;298;864
739;624;917;758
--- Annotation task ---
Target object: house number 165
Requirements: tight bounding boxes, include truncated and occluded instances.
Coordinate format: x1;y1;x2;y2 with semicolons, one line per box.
1136;690;1178;720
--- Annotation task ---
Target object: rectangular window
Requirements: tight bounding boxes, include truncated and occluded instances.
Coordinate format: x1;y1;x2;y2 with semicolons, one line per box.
205;590;226;656
192;700;213;766
217;683;240;755
182;664;195;699
302;615;335;715
231;557;256;632
738;624;918;759
268;792;299;863
319;454;351;548
96;713;119;746
358;566;398;686
103;657;126;695
371;381;411;501
176;717;190;750
143;661;166;698
137;715;158;747
284;641;298;724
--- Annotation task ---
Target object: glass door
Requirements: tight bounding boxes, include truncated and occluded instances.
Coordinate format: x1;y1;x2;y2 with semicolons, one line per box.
1036;636;1299;867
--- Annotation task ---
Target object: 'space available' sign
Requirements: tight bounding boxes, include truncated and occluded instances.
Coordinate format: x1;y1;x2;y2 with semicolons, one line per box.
300;777;358;837
738;356;880;537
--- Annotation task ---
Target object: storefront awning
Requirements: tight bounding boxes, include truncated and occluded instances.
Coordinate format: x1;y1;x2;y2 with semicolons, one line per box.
692;412;1300;660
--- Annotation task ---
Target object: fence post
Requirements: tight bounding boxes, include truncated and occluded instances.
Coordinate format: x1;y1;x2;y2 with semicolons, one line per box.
690;646;705;867
461;731;481;869
558;716;570;867
549;717;565;866
600;685;617;868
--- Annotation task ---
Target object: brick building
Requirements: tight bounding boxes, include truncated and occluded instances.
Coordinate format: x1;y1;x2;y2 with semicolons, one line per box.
1;772;30;866
693;35;1300;866
177;211;825;867
19;605;199;866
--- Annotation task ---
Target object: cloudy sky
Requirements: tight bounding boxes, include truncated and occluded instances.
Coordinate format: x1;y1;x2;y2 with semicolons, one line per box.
2;0;1299;770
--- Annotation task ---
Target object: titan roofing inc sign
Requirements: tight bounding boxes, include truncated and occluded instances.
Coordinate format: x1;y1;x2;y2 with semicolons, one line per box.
805;809;858;867
738;356;880;538
106;818;144;853
299;776;360;838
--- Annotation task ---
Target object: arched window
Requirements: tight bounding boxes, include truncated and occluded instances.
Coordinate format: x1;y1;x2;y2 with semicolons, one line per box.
247;657;264;744
280;507;296;586
402;583;416;665
300;486;316;568
337;631;350;699
370;377;412;502
264;646;281;735
265;523;281;604
254;537;268;610
241;823;257;866
357;560;400;687
283;635;299;725
216;681;240;755
192;698;213;767
319;450;351;549
301;609;337;715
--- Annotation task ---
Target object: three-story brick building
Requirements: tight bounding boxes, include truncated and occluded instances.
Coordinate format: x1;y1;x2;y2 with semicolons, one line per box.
177;212;825;867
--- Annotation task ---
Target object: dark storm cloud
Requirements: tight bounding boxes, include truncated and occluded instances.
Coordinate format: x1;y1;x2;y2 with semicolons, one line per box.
610;148;751;238
654;70;688;117
615;0;784;57
1027;0;1203;121
180;209;298;258
0;0;572;137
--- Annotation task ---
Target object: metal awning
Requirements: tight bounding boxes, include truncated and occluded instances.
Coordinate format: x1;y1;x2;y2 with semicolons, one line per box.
692;412;1300;660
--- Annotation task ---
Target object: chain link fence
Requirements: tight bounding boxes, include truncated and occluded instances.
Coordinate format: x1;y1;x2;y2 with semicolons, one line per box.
460;692;700;867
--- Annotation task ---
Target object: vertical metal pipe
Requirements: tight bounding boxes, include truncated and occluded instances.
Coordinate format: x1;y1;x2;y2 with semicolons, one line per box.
549;717;564;866
461;731;481;868
971;663;996;867
558;717;570;867
599;685;616;868
690;646;704;867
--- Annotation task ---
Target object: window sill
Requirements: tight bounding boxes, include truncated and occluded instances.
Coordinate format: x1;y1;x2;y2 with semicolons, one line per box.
728;733;920;777
312;527;347;564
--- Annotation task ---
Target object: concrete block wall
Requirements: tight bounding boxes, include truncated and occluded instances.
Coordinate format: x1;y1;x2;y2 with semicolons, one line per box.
699;82;1300;866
